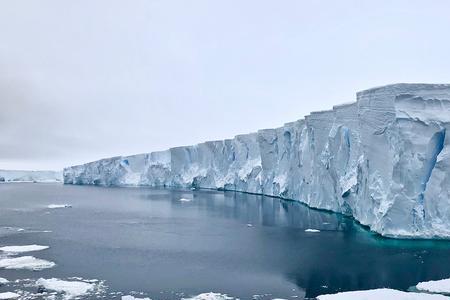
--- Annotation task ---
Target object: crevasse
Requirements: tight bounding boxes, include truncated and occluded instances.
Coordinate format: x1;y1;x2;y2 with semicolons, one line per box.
63;84;450;239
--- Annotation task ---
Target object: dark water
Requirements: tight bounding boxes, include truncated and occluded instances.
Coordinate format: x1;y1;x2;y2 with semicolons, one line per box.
1;183;450;299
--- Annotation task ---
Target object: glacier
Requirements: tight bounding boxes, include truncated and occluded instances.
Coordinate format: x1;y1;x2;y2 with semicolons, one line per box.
0;170;62;183
63;83;450;239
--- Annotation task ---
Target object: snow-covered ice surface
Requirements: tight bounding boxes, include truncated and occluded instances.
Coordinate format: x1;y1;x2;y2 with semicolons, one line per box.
0;256;55;270
47;204;72;209
181;293;234;300
0;278;9;284
36;278;96;299
416;278;450;294
0;292;19;299
63;84;450;239
0;245;49;253
317;288;450;299
0;170;62;183
304;229;320;233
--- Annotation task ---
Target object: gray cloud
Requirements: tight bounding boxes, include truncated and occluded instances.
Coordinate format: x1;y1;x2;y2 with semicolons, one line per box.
1;0;450;170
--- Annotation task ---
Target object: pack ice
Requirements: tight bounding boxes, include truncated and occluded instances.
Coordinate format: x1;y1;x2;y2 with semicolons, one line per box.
64;84;450;239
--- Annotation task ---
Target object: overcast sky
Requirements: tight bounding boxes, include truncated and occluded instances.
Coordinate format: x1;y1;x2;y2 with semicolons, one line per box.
1;0;450;170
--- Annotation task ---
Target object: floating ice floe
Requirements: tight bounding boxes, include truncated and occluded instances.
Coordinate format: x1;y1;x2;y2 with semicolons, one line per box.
182;292;234;300
416;278;450;294
304;229;320;233
0;256;55;270
122;296;151;300
47;204;72;209
0;278;8;284
179;198;192;202
0;245;49;253
36;278;95;299
317;288;449;299
0;292;20;299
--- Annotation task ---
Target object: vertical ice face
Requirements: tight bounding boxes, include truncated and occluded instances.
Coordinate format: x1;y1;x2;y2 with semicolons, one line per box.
355;84;450;237
63;84;450;239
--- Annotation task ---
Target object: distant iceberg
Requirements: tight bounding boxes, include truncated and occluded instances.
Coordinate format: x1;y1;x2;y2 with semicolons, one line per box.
47;204;72;209
63;84;450;239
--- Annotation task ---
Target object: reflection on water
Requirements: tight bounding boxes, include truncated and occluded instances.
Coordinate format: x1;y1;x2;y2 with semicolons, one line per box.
1;184;450;299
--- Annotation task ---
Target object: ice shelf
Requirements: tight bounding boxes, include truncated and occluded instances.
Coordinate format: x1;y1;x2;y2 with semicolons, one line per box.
63;84;450;239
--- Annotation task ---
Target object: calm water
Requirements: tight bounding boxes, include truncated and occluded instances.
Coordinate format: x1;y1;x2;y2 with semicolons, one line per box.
1;183;450;299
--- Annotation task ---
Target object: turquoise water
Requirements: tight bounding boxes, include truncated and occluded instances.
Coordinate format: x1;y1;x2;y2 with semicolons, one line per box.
1;183;450;299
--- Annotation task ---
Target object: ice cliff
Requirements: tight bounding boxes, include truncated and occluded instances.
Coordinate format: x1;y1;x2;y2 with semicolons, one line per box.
64;84;450;239
0;170;62;183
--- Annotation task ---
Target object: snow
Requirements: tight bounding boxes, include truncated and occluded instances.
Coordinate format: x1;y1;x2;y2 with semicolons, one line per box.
0;292;20;299
63;83;450;239
182;293;234;300
0;256;55;270
122;296;151;300
0;245;49;253
47;204;72;209
317;288;449;300
179;198;192;202
0;278;8;284
416;278;450;294
36;278;95;299
305;229;320;233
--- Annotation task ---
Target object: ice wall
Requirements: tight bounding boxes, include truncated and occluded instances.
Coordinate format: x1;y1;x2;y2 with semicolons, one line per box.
0;170;62;183
64;84;450;238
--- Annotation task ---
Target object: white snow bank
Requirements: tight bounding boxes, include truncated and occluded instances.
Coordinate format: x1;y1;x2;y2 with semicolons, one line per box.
0;278;8;284
0;256;55;270
182;293;234;300
416;278;450;294
122;296;151;300
36;278;94;299
317;288;449;299
47;204;72;209
0;245;49;253
0;292;19;299
179;198;192;202
305;229;320;233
